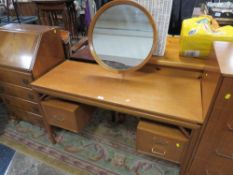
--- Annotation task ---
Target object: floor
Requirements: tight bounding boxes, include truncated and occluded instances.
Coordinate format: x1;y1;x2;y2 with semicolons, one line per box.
0;144;69;175
0;102;68;175
6;152;69;175
0;102;179;175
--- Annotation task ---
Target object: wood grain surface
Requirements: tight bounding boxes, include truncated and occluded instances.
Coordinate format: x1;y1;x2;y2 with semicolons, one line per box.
32;60;203;126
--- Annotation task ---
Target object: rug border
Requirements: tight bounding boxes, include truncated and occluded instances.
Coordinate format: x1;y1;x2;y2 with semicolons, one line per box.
0;135;90;175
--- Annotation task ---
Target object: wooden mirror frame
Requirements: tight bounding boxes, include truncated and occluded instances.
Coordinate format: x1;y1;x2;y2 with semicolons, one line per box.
88;0;158;73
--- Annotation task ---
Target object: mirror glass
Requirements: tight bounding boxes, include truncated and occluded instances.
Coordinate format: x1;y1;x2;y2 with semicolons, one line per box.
90;2;156;72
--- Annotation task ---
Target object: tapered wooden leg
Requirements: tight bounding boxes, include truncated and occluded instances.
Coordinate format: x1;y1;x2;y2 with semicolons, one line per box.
111;111;126;123
43;119;56;144
180;127;201;175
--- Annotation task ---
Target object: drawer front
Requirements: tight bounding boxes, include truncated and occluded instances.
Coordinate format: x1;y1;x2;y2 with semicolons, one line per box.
189;156;233;175
0;82;39;102
136;121;188;164
8;107;44;127
2;95;41;115
41;99;79;132
0;67;33;88
43;105;79;132
215;119;233;161
42;99;91;133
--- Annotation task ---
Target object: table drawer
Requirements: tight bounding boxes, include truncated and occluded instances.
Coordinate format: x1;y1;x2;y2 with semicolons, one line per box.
2;95;41;115
9;107;44;127
136;120;189;164
0;67;33;88
0;82;39;102
41;98;92;133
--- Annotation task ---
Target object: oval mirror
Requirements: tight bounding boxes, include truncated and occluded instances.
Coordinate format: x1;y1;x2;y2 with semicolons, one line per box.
88;0;157;73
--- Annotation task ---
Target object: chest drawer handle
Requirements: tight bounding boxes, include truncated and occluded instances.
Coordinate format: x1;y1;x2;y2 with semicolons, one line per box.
52;115;65;122
227;123;233;131
0;86;4;93
28;94;35;100
11;111;16;116
32;107;39;113
205;170;211;175
215;149;233;160
205;169;221;175
22;79;30;85
5;99;10;104
151;147;166;157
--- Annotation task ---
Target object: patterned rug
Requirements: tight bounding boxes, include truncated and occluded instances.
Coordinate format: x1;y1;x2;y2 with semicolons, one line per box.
2;109;179;175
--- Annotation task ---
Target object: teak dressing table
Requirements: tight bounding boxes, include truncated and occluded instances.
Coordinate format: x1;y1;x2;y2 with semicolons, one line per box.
31;39;233;175
1;2;232;175
31;35;206;175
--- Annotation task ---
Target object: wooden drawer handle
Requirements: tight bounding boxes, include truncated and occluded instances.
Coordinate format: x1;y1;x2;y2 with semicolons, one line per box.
22;79;30;85
32;107;39;113
28;94;35;100
205;170;211;175
0;86;4;93
11;111;16;116
5;99;10;104
52;115;65;122
215;149;233;160
227;123;233;131
205;169;222;175
151;147;166;157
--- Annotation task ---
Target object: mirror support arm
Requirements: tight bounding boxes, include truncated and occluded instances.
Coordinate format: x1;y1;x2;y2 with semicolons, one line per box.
71;37;88;53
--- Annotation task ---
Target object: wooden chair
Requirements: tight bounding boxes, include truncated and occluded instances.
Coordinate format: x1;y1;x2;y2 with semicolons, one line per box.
34;0;78;39
0;0;38;26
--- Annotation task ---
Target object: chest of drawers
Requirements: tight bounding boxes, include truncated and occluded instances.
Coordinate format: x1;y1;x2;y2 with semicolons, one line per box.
187;42;233;175
0;24;65;126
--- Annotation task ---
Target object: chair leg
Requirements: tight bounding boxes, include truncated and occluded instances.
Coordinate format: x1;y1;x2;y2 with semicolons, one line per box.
6;0;10;22
12;0;20;23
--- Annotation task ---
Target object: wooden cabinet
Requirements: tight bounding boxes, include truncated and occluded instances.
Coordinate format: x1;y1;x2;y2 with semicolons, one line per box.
9;107;44;127
188;42;233;175
136;120;189;164
0;24;65;126
0;82;40;102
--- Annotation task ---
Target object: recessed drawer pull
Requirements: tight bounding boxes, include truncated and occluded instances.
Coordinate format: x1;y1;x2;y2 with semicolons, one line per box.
0;86;4;93
151;147;166;157
215;149;233;160
52;115;65;122
227;123;233;131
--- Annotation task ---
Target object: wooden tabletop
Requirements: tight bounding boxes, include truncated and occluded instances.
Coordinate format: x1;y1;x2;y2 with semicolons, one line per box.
214;41;233;77
151;37;206;71
71;36;206;71
32;61;203;128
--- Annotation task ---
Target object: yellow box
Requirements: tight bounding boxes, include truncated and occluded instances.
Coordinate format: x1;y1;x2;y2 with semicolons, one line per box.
180;16;233;58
